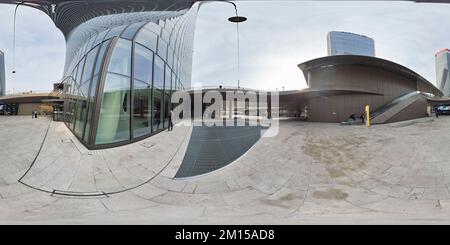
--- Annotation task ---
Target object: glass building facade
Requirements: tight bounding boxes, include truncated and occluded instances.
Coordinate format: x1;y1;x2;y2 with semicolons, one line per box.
0;50;5;96
435;49;450;97
62;4;198;149
327;31;375;57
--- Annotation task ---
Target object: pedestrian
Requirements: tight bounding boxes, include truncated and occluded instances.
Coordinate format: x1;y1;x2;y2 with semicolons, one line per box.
168;110;174;131
32;111;35;119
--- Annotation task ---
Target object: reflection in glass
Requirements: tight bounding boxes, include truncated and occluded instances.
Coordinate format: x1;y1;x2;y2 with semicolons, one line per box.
84;75;100;142
93;30;109;49
167;47;174;68
134;44;153;83
133;80;152;138
153;88;163;131
154;55;164;88
80;46;99;84
121;22;146;40
163;65;172;127
75;57;86;85
96;73;131;144
74;79;91;137
158;38;167;61
93;41;109;76
135;28;158;52
67;98;76;129
108;39;132;76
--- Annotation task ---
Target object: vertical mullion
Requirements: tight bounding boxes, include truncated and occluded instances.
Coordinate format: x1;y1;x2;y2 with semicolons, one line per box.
130;40;135;140
90;38;117;146
81;46;100;141
151;52;155;133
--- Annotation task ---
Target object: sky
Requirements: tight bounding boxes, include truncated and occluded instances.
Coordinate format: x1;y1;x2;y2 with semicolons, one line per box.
0;4;65;93
1;1;450;93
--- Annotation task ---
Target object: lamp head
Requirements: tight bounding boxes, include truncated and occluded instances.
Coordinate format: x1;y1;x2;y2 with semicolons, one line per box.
228;16;247;23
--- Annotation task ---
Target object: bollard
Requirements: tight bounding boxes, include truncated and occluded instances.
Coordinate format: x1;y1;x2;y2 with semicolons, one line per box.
365;105;370;128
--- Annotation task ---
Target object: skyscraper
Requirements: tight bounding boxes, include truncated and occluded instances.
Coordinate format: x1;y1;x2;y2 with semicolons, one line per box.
435;49;450;96
327;31;375;57
0;50;5;96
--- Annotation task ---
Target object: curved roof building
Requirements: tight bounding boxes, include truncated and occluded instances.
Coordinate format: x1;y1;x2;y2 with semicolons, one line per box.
297;55;443;123
0;0;199;149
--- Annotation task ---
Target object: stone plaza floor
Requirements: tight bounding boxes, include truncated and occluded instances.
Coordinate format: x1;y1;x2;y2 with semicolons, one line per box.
1;115;450;224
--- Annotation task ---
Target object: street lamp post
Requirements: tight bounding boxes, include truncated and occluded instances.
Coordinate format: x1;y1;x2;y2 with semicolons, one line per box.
12;1;27;74
225;1;247;89
200;1;247;89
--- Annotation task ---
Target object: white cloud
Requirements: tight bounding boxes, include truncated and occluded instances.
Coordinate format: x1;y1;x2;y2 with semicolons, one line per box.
192;1;450;91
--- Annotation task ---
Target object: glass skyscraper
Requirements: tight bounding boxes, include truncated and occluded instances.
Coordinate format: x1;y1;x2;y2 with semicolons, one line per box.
436;49;450;97
0;50;5;96
327;31;375;57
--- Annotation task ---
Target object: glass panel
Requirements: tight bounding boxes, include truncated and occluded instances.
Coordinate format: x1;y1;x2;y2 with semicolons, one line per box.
86;35;97;51
66;74;76;126
173;54;179;70
143;22;161;37
65;96;75;128
163;65;171;127
83;75;100;142
133;80;152;138
121;22;146;40
93;29;109;47
73;78;91;138
135;28;158;52
80;46;99;83
105;25;127;40
75;57;86;86
153;55;164;89
107;38;132;76
134;44;153;83
79;42;89;60
95;73;131;144
93;40;109;76
67;98;76;129
71;86;80;131
172;71;176;92
167;46;174;68
165;65;171;91
157;38;167;60
153;88;163;131
161;29;170;42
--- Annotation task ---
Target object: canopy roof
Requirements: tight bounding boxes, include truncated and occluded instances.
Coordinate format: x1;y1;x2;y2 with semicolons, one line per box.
298;55;443;97
0;0;194;37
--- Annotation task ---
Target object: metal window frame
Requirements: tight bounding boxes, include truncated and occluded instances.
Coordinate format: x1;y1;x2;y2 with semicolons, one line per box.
62;10;195;149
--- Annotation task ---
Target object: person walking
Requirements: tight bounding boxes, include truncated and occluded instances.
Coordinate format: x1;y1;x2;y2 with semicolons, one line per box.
168;110;174;131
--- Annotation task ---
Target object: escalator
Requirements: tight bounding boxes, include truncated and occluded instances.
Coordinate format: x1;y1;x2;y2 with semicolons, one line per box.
370;91;423;124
